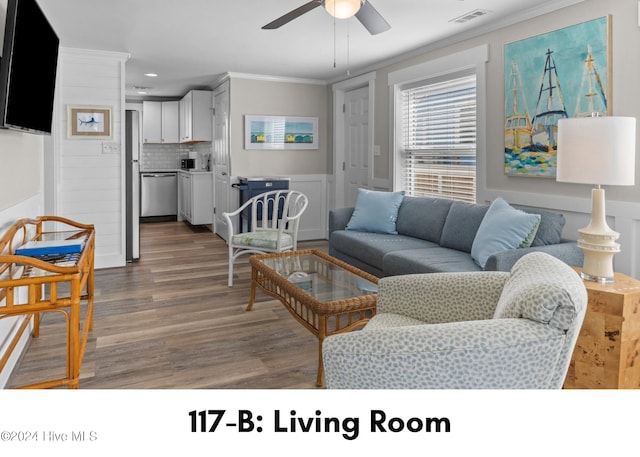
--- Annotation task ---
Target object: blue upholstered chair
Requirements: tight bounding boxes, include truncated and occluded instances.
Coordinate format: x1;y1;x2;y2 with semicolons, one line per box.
223;190;308;286
322;252;587;389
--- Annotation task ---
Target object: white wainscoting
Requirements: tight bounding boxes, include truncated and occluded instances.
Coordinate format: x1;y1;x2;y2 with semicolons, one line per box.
0;194;43;388
288;175;328;241
227;174;329;242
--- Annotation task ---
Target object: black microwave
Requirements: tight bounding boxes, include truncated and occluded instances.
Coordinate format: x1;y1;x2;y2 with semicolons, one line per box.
180;158;195;169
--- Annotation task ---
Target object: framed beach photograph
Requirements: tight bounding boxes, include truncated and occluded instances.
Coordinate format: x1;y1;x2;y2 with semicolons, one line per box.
244;115;318;150
503;16;611;177
67;105;113;139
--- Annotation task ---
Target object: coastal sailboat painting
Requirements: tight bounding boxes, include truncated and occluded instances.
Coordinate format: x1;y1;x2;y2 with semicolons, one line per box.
504;16;610;177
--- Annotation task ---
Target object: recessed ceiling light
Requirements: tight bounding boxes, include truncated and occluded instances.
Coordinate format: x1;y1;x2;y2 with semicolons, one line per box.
144;73;158;77
137;91;148;95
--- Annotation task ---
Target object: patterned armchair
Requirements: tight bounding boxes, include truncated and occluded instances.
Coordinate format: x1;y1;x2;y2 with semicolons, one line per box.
322;252;587;389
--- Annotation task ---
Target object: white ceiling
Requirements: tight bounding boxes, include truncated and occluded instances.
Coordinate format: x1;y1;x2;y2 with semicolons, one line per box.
36;0;583;99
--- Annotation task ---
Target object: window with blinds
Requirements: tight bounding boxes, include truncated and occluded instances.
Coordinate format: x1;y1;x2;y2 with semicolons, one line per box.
401;73;477;203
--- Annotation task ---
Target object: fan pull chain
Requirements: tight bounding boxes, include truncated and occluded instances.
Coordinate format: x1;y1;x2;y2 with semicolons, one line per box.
346;19;351;76
333;15;337;68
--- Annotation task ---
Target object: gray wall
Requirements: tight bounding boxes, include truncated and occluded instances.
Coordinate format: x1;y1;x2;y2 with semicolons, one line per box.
0;131;42;212
228;77;329;177
362;0;639;205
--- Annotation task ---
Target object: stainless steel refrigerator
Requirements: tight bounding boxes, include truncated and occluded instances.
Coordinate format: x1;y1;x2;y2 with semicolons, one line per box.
125;110;140;261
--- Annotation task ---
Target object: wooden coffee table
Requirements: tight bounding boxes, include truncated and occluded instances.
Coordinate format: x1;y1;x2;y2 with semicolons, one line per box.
247;249;378;386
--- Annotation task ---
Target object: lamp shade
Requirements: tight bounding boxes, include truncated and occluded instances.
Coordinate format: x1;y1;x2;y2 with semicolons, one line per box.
324;0;363;19
556;116;636;186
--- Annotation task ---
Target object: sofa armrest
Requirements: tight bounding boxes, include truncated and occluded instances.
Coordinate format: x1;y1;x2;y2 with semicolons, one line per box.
328;207;354;234
376;271;509;323
484;240;583;272
323;318;566;389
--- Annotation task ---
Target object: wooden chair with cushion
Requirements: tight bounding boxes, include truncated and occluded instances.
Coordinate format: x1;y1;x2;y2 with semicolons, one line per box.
223;190;308;286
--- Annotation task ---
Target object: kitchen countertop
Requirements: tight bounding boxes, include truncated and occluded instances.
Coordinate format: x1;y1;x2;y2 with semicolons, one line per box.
140;169;179;173
141;169;212;174
179;170;213;174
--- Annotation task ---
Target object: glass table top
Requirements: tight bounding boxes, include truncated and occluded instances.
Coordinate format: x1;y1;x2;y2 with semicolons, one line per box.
1;230;90;281
258;252;377;303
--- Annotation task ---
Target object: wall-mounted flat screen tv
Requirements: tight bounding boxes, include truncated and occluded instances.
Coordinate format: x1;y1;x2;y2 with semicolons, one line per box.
0;0;59;135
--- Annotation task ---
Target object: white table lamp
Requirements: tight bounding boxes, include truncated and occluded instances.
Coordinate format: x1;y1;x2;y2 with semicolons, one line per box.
557;115;636;283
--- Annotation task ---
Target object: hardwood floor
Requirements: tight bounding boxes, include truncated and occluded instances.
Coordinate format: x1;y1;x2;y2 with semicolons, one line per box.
9;221;329;389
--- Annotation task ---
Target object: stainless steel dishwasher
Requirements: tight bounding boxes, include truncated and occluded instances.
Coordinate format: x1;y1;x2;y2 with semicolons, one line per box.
140;172;178;217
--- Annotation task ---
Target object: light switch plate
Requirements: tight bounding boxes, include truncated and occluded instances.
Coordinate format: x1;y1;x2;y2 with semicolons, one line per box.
102;142;120;154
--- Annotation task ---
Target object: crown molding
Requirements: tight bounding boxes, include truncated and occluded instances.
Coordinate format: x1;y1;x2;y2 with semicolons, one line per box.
212;72;326;87
328;0;585;85
60;46;130;62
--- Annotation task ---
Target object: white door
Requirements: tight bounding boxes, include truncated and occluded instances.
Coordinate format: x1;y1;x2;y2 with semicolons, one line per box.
213;82;231;240
343;86;370;207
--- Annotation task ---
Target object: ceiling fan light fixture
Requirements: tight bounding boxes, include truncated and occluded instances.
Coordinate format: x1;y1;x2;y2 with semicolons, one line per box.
324;0;363;19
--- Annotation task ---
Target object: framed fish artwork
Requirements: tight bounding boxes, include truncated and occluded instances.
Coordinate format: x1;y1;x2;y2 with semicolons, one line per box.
67;105;112;139
503;16;611;178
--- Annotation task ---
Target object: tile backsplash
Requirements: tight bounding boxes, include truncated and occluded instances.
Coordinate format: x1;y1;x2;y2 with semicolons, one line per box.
141;142;212;171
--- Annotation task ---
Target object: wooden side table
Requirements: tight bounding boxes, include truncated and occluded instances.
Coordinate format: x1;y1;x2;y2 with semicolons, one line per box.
564;268;640;389
0;216;95;389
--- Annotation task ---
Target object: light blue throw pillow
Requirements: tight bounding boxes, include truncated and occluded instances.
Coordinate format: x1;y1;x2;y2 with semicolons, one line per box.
471;197;541;268
346;189;405;234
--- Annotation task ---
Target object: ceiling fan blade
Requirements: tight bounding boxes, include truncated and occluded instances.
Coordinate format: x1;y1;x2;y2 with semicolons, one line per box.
262;0;323;30
355;1;391;35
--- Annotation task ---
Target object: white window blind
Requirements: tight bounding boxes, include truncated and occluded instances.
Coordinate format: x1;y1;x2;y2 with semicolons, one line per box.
401;74;477;203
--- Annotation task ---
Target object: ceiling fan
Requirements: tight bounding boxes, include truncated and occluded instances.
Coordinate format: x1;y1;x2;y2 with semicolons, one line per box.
262;0;391;35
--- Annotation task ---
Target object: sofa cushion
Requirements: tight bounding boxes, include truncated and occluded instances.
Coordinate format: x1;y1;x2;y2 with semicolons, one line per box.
514;205;566;246
395;196;454;243
519;218;541;248
329;249;385;277
330;230;438;271
493;252;587;331
471;198;541;268
346;189;405;234
439;201;488;253
383;247;482;276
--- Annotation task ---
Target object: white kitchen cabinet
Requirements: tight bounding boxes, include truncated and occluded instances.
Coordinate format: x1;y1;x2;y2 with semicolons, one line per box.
178;171;213;225
178;172;191;221
142;100;179;143
179;90;213;143
161;101;180;143
142;101;161;143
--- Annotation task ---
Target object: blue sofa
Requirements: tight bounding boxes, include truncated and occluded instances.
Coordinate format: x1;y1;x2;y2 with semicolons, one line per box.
329;195;583;277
